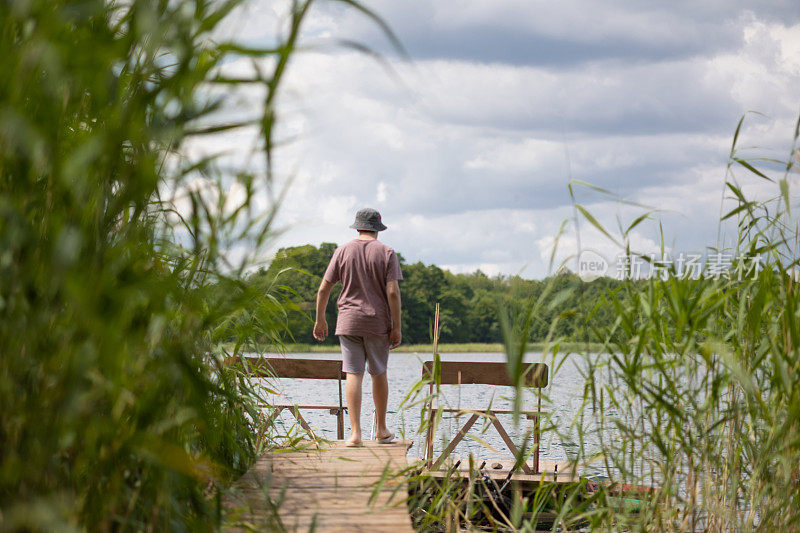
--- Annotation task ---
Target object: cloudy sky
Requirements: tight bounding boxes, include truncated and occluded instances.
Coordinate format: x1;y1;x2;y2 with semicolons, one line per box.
202;0;800;278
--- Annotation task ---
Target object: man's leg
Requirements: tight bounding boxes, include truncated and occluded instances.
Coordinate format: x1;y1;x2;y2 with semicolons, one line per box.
372;371;391;440
345;372;364;444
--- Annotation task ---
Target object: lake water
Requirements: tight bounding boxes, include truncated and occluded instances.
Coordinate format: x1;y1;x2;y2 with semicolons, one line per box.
253;351;598;470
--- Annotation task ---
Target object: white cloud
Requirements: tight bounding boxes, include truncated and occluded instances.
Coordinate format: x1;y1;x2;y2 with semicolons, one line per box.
321;195;358;226
773;22;800;74
376;181;387;202
196;3;800;278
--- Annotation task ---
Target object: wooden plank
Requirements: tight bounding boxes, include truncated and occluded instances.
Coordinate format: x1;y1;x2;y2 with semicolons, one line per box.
242;357;342;380
423;360;548;387
439;407;546;416
425;467;580;484
224;440;414;532
261;403;343;410
432;457;573;473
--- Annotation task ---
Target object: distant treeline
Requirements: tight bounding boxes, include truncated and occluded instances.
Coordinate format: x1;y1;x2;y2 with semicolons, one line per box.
248;243;628;345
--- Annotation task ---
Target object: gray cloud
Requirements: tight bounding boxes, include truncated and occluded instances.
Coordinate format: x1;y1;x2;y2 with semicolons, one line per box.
291;1;799;66
204;2;800;278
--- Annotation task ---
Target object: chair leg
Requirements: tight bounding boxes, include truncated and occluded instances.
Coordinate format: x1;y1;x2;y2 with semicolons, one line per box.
256;407;284;450
289;407;313;434
533;415;540;474
425;379;439;465
490;416;533;474
329;407;346;440
263;407;284;429
426;403;436;464
336;409;345;440
431;413;479;470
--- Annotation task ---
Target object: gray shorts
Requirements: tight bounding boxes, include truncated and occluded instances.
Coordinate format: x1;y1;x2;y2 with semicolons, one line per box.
339;335;390;375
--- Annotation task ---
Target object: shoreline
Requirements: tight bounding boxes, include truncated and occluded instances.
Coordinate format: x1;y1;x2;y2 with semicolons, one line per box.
222;341;603;354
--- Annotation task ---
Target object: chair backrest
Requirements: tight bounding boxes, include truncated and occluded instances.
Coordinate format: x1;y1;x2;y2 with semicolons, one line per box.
421;360;550;472
240;357;347;439
243;357;343;380
422;360;548;388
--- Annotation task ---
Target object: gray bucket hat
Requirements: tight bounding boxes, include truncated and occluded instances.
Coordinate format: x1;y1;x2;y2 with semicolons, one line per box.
350;207;388;232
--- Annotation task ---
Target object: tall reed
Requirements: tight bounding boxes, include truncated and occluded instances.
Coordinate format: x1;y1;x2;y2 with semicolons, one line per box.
0;0;332;529
558;113;800;531
404;115;800;531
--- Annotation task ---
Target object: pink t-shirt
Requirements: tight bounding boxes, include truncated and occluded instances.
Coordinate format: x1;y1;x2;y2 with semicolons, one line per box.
323;239;403;336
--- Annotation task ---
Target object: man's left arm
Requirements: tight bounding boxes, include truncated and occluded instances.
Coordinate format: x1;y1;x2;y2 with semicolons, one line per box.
386;279;402;349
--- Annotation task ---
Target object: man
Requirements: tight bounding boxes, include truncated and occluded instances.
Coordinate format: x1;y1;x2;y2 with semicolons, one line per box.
313;208;403;447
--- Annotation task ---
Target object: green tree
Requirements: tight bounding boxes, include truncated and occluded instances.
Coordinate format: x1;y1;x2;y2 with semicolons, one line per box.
252;242;340;344
253;243;626;345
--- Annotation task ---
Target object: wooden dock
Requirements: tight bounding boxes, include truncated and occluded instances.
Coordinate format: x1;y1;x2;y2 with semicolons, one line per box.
224;440;414;532
427;458;581;484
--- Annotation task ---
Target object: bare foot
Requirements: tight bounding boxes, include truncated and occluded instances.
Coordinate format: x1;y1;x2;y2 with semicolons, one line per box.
375;429;393;441
345;435;362;447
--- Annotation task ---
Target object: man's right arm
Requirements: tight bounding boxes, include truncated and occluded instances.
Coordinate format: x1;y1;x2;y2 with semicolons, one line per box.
386;279;402;349
313;279;334;341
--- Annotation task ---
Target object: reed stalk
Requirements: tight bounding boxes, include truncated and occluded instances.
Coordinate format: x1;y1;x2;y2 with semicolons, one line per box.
0;0;391;529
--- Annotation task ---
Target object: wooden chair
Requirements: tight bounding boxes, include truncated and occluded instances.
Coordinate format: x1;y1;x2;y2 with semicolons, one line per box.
422;360;548;474
243;357;346;439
